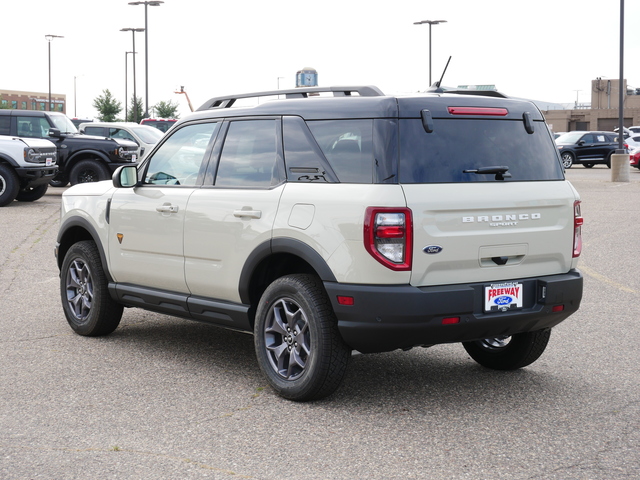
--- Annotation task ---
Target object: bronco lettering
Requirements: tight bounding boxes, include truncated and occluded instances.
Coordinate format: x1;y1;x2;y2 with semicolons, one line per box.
463;213;541;223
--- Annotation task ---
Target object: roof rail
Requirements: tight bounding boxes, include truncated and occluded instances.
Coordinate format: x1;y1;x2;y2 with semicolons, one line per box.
197;85;385;111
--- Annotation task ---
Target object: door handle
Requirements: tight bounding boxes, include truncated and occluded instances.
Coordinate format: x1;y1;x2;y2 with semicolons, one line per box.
233;209;262;219
156;203;179;213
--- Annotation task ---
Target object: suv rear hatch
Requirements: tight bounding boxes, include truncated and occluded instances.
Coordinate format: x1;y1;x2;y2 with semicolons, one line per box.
397;95;580;288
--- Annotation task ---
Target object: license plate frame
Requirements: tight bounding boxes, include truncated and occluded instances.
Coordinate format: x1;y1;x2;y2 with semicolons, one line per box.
484;282;523;312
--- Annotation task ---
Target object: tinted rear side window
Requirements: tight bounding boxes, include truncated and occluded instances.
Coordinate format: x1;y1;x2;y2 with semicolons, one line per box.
399;119;564;183
307;119;374;183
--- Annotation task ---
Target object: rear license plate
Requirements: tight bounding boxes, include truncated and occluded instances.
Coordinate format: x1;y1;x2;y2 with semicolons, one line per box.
484;282;523;312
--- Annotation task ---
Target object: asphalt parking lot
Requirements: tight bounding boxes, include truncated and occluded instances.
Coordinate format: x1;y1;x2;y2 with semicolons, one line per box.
1;165;639;479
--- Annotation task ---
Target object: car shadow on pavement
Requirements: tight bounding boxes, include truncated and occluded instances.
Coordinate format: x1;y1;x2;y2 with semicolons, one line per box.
77;311;588;411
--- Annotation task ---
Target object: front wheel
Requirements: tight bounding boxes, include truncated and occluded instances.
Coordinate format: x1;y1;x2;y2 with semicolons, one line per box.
462;329;551;370
0;164;20;207
561;152;574;169
16;184;48;202
69;160;111;185
583;163;594;168
60;241;123;336
254;274;350;401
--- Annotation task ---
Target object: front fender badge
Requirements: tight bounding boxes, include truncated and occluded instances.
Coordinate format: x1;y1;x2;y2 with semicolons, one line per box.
117;233;124;244
423;245;443;254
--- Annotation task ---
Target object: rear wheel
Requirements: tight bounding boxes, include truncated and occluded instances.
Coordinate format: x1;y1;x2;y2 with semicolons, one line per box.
60;240;123;336
462;329;551;370
16;184;48;202
583;163;594;168
69;160;111;185
0;164;19;207
254;274;350;401
560;152;574;168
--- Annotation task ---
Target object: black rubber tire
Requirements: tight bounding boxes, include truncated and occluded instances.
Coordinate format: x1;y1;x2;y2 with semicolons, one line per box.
16;184;49;202
560;152;574;169
462;328;551;370
254;274;350;401
583;163;594;168
0;163;20;207
69;160;111;185
60;240;123;336
49;176;69;188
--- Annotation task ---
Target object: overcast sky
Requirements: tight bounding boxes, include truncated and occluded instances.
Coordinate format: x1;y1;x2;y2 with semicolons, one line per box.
2;0;638;120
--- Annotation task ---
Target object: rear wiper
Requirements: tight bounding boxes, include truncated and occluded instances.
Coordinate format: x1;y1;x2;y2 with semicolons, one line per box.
463;166;511;181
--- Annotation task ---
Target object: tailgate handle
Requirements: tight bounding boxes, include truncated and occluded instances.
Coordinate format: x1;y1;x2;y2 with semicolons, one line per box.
492;256;509;266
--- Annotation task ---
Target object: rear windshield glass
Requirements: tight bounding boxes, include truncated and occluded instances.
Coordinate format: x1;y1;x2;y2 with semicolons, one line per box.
399;119;564;183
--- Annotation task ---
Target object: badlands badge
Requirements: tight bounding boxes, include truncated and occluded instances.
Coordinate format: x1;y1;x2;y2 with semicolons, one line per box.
484;282;523;312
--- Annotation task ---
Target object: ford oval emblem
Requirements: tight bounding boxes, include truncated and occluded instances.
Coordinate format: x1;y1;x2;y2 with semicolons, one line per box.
493;296;513;306
423;245;443;254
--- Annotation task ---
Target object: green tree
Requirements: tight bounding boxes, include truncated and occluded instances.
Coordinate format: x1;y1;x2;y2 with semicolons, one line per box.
126;95;144;123
93;89;122;122
154;100;180;119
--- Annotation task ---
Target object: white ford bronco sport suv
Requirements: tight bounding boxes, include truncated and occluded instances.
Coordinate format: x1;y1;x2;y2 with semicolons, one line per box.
56;86;583;401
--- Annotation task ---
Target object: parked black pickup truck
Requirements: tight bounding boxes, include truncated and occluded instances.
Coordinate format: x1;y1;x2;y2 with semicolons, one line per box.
0;110;139;186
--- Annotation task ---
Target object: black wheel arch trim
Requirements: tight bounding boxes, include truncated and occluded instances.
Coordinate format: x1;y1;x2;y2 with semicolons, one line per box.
0;154;20;168
66;150;111;171
238;238;337;304
56;216;113;283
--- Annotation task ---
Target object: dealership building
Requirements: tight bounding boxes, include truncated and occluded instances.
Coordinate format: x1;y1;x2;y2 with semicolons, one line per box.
0;89;66;114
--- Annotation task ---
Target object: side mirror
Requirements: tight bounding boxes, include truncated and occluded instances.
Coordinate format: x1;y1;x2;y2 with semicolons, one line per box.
48;128;61;138
112;165;139;188
577;140;585;146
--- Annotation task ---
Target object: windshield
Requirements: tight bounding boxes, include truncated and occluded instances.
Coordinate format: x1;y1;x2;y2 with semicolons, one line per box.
130;126;164;143
399;118;564;183
555;132;584;144
50;115;78;134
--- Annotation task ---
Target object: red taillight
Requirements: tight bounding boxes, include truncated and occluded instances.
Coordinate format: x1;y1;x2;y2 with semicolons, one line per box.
364;207;413;271
573;200;583;258
448;106;508;116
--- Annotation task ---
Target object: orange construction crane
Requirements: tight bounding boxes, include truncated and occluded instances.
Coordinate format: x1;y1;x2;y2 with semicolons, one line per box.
175;86;194;112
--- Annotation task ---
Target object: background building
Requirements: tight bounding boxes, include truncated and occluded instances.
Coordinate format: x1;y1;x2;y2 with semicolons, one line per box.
543;79;640;133
0;89;66;113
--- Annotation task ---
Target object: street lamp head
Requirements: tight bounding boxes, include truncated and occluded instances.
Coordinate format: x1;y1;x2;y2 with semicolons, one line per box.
45;34;64;41
129;1;164;5
121;27;146;32
414;20;447;25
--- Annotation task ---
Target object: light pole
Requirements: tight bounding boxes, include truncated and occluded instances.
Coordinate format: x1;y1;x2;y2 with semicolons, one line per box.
45;34;64;112
611;0;629;182
73;75;84;117
413;20;447;87
128;1;164;119
125;51;136;121
121;28;145;122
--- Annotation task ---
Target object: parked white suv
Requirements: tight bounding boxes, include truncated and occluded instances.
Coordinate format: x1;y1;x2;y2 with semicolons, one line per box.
0;135;57;206
78;122;164;160
56;86;583;400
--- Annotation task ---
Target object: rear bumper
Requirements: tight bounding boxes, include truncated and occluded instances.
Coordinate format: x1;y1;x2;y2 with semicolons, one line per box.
325;269;583;353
